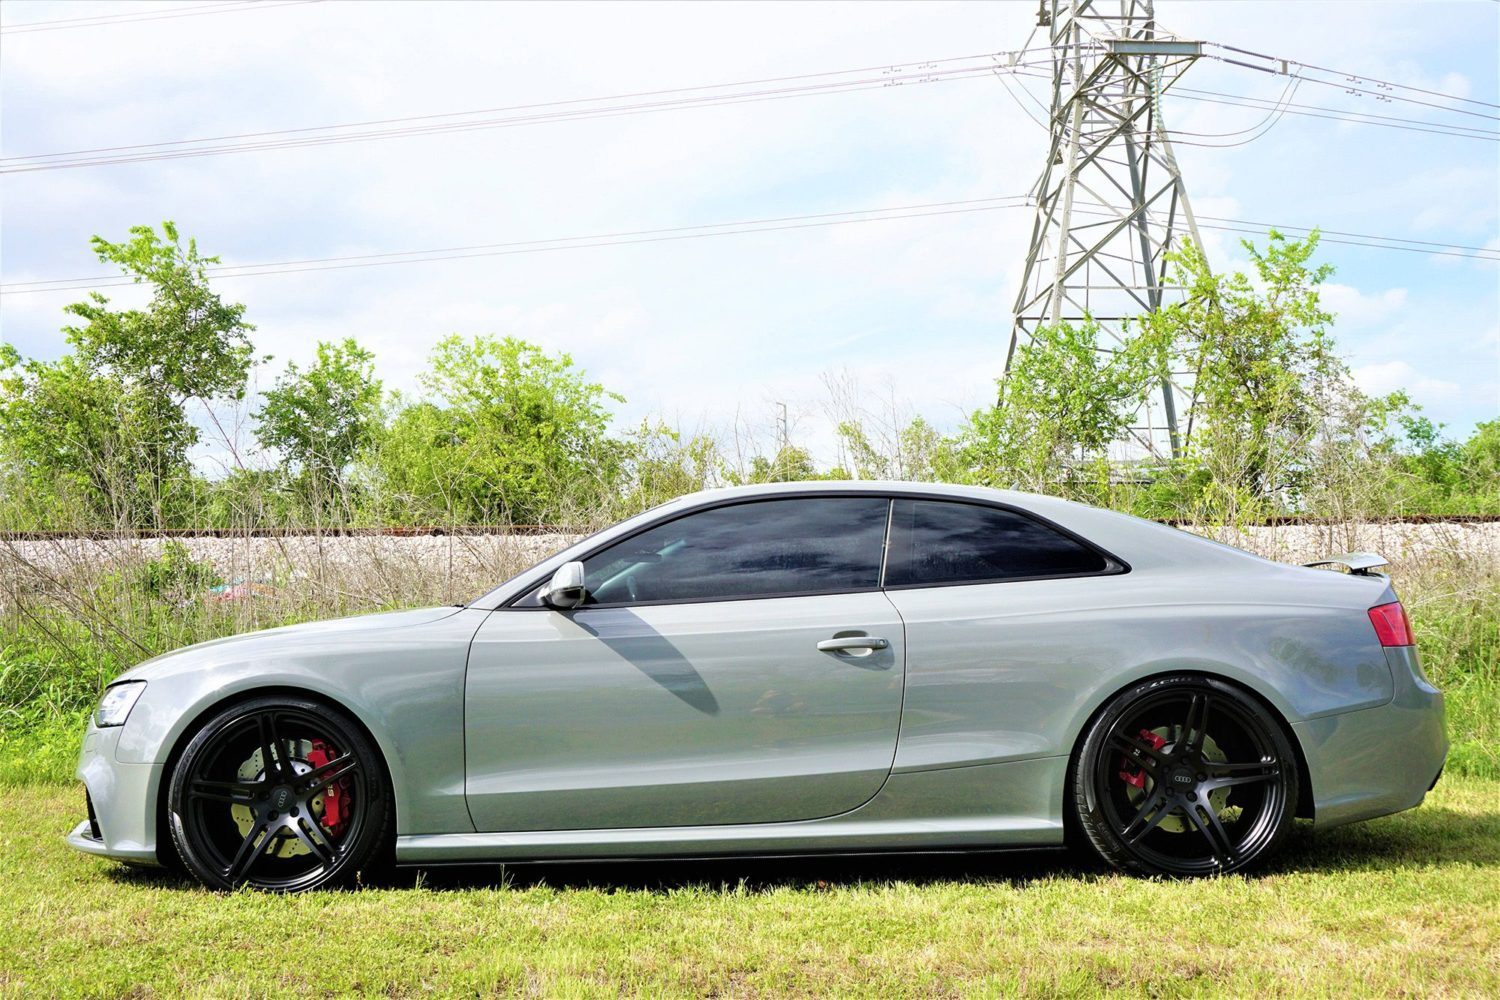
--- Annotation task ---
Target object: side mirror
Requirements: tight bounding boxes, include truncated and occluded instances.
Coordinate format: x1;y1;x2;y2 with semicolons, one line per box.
540;561;588;610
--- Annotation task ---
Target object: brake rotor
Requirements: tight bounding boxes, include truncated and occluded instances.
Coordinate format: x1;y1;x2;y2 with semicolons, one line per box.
230;741;330;859
1121;727;1230;834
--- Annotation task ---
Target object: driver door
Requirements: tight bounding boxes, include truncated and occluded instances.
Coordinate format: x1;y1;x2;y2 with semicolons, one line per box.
463;496;906;832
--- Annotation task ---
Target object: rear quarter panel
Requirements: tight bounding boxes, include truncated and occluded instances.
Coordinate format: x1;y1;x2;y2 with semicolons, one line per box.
887;559;1394;773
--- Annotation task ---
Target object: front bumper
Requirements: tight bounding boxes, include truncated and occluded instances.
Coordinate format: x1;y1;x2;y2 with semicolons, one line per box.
1295;645;1448;829
67;721;163;864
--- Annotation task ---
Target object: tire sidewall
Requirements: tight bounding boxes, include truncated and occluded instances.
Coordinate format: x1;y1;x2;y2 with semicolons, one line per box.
1072;674;1299;877
167;695;390;892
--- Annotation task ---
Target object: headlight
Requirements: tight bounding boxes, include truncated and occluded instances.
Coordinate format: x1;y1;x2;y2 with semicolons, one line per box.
94;682;146;728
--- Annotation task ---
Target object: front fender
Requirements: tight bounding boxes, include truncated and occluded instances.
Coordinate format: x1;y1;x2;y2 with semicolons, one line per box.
113;606;490;837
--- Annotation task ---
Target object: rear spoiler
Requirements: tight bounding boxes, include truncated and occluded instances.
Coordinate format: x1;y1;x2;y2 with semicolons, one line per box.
1303;552;1389;576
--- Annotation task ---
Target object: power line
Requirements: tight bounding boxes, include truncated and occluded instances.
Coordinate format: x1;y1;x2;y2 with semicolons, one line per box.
1066;203;1499;259
5;50;1014;161
1206;44;1500;123
1193;215;1498;254
1169;88;1499;143
1210;42;1500;110
0;196;1034;295
0;0;318;35
2;52;1053;173
1002;68;1499;141
1154;79;1306;149
5;195;1493;298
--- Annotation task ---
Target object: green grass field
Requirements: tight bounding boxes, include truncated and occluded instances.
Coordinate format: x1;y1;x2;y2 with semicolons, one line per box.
1;538;1495;995
2;778;1497;997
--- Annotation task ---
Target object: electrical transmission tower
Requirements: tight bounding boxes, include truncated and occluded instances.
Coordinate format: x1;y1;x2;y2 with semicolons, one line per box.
1007;0;1205;459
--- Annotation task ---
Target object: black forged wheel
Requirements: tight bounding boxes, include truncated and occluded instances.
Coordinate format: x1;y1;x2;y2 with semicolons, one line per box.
167;696;390;892
1072;675;1298;877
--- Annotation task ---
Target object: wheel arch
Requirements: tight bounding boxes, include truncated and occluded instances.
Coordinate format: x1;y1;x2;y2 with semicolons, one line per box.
154;684;398;867
1063;668;1315;829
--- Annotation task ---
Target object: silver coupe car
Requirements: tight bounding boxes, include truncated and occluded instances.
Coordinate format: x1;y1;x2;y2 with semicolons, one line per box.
70;482;1446;890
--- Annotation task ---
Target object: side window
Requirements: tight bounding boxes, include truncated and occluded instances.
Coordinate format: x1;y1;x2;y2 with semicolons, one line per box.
582;497;889;605
885;499;1110;587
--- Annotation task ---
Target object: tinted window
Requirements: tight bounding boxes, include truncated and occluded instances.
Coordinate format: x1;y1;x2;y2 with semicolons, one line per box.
582;497;889;605
885;499;1109;586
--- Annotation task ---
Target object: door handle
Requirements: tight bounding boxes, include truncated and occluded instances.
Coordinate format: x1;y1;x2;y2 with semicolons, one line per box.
817;636;890;654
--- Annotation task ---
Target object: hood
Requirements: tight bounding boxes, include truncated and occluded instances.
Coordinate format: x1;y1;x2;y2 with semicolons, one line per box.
115;605;466;683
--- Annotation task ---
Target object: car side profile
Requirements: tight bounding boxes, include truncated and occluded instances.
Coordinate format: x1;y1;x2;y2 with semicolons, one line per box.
69;482;1447;890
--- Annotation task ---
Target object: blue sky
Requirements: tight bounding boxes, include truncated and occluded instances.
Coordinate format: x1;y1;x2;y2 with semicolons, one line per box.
2;0;1496;470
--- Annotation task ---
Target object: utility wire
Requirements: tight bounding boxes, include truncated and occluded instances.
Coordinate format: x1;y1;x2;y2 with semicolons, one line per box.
1001;67;1499;141
2;51;1054;173
1154;79;1304;148
0;197;1034;295
1210;42;1500;110
1065;202;1499;260
1003;67;1498;142
0;0;318;34
5;51;1018;161
1169;90;1499;142
1206;45;1500;123
5;196;1493;297
0;66;1011;172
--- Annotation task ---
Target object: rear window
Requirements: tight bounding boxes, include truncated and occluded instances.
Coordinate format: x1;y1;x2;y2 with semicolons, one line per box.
884;499;1110;587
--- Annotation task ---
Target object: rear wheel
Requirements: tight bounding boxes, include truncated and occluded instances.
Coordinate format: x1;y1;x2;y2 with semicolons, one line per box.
1072;675;1297;877
167;696;390;892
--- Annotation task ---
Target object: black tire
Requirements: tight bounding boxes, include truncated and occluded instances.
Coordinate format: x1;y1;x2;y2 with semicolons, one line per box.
167;695;391;892
1072;675;1298;877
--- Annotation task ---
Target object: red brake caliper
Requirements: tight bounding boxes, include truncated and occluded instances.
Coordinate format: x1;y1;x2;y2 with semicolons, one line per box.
307;740;348;838
1119;729;1166;789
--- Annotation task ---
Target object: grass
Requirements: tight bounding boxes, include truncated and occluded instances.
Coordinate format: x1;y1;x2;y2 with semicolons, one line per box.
0;523;1496;995
1;778;1497;997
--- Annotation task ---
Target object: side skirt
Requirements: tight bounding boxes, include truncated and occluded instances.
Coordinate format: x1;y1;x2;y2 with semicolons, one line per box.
399;755;1069;864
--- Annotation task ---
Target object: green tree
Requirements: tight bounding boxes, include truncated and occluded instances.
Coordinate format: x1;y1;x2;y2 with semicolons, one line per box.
0;348;194;527
0;223;255;527
372;336;625;524
745;445;818;484
1136;232;1342;515
1461;419;1500;494
64;222;256;406
614;422;721;516
254;338;382;512
836;416;961;483
957;320;1154;493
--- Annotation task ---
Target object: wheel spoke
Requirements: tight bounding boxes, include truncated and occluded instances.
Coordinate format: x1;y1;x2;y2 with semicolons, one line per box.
1120;784;1173;845
1182;692;1211;755
1203;770;1280;792
188;778;259;804
256;711;287;781
302;752;360;795
1210;758;1279;773
225;821;270;884
1185;796;1237;866
291;817;336;866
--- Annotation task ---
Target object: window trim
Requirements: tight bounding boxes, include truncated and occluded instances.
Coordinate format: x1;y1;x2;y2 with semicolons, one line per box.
881;497;1129;592
504;494;895;610
499;490;1129;611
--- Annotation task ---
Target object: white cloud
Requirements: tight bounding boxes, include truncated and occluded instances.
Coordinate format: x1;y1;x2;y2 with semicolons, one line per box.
2;0;1496;454
1352;360;1461;402
1320;283;1409;328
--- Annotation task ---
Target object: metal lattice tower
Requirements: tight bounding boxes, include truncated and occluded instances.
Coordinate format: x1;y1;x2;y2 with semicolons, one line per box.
1007;0;1206;459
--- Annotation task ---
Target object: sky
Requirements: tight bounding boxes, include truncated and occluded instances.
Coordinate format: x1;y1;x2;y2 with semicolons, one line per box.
1;0;1497;471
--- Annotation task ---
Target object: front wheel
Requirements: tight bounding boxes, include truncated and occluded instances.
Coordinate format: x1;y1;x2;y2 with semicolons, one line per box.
1072;675;1298;877
166;696;391;891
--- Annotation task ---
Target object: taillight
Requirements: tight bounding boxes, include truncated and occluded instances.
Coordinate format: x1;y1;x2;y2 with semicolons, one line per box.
1368;602;1415;647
